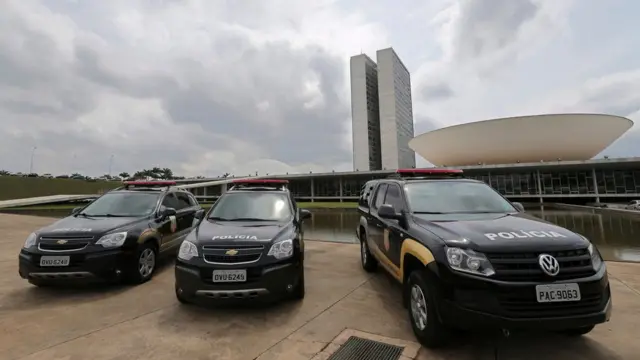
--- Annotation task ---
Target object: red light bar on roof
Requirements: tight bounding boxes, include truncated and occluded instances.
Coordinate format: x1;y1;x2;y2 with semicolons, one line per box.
123;180;177;186
232;179;289;184
395;168;464;178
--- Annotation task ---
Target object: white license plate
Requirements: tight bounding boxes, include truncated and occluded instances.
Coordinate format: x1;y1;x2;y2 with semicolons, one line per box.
213;269;247;283
536;283;581;303
40;256;70;267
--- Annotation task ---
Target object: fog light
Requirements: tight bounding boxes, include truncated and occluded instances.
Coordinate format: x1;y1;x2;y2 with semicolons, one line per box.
177;288;183;294
286;284;293;292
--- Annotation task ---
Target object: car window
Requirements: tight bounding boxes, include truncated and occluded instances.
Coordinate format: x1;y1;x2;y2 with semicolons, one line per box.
384;184;404;210
79;192;160;217
176;192;193;208
373;184;388;210
405;181;516;214
187;193;199;206
208;192;293;221
162;193;182;210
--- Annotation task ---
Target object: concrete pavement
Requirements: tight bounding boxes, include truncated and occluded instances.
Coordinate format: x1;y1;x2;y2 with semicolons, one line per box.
1;214;639;360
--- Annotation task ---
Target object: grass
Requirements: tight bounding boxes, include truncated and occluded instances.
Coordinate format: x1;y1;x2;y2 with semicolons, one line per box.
4;201;358;211
0;176;120;201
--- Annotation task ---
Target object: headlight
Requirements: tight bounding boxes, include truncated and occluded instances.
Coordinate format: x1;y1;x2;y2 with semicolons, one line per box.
445;247;495;277
178;241;199;261
588;243;603;270
268;239;293;259
23;232;37;248
95;232;128;248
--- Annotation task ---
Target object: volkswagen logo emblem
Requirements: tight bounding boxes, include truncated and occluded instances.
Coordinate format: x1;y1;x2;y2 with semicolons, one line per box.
538;254;560;276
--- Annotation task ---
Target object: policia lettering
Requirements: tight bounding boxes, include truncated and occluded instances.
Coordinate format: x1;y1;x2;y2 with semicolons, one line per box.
212;235;259;240
484;230;567;241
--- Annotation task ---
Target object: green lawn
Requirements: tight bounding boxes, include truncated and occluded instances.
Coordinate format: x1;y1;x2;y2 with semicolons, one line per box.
0;176;119;201
4;201;358;211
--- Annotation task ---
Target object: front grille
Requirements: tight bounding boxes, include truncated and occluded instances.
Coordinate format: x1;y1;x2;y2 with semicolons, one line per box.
39;241;89;251
487;248;595;282
40;235;94;241
202;244;264;264
204;254;261;263
497;286;607;318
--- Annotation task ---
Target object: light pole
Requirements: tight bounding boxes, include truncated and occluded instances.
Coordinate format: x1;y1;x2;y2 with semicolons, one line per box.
108;154;114;176
28;146;37;174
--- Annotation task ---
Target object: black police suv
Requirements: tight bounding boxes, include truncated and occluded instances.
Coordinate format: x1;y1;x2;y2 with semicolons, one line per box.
174;179;310;304
357;169;611;348
19;181;203;286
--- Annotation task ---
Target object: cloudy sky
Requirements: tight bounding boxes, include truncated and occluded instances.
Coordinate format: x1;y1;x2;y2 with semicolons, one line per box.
1;0;638;177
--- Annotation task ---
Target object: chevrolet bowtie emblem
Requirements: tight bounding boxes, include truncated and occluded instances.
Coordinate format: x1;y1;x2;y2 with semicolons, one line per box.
57;240;68;244
225;249;238;256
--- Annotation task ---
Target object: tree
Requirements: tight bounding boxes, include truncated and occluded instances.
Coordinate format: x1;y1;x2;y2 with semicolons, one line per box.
119;172;130;179
221;173;230;178
0;170;10;175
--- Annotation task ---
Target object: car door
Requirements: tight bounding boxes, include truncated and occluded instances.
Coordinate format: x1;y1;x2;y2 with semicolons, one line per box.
158;192;181;252
367;183;388;257
379;183;408;269
175;191;198;232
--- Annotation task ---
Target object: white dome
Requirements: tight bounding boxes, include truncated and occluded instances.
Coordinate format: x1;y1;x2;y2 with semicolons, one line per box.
408;114;633;166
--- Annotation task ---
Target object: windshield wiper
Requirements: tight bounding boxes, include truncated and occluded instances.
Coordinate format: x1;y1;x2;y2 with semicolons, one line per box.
82;213;129;217
413;211;446;214
209;216;233;221
76;212;90;218
228;217;273;221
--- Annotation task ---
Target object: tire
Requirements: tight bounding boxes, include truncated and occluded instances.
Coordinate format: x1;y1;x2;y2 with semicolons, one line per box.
125;242;157;284
559;325;595;336
406;270;450;348
291;262;305;300
360;232;378;272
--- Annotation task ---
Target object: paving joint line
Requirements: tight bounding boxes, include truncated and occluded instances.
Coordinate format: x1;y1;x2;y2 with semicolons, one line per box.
610;273;640;297
252;276;372;360
16;303;178;360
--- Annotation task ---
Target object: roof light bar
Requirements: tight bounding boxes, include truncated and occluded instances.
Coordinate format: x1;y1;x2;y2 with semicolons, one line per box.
394;168;464;178
122;180;177;188
231;179;289;184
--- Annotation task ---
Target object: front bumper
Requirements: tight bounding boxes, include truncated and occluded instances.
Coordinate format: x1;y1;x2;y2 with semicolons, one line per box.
18;248;135;283
433;263;612;331
175;257;302;302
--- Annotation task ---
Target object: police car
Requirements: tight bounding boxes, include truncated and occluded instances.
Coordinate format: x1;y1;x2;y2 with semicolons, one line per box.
174;179;310;304
19;181;203;286
356;169;611;348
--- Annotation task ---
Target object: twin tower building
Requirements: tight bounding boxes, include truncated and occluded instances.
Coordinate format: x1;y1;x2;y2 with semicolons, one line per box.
350;47;416;171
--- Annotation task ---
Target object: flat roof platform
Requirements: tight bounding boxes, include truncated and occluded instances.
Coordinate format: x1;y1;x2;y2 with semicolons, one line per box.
1;214;639;359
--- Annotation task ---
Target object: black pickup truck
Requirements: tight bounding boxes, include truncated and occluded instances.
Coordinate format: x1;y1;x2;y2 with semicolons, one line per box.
356;169;611;348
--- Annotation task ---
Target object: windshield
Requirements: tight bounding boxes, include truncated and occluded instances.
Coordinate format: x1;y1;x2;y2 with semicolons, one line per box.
208;192;292;221
79;192;160;217
404;181;516;214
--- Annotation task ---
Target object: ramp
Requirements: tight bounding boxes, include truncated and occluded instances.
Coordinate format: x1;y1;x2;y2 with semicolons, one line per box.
0;195;98;209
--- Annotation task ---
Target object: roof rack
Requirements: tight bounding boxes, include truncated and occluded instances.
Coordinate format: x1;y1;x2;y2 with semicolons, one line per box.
229;179;289;191
115;180;177;191
389;168;464;180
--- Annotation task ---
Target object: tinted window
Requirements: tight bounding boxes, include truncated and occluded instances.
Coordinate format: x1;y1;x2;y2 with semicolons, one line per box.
176;192;193;208
79;192;160;217
373;184;388;209
384;185;404;210
162;193;182;210
187;193;199;206
405;181;516;214
209;192;292;221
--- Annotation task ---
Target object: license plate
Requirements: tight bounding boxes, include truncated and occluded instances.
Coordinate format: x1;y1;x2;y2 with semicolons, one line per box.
213;269;247;283
40;256;70;267
536;283;581;303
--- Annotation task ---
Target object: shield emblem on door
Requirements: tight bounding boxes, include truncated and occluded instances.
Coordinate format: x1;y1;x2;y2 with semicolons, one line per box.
169;215;177;233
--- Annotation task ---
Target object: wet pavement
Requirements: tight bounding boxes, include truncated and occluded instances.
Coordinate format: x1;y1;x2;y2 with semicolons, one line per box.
1;214;640;359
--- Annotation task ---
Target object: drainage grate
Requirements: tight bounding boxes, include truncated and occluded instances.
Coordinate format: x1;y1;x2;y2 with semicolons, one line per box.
327;336;404;360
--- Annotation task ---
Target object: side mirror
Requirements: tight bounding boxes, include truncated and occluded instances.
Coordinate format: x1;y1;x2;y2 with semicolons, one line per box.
378;204;403;220
71;206;83;215
512;202;525;212
158;206;177;219
194;209;205;220
300;209;312;220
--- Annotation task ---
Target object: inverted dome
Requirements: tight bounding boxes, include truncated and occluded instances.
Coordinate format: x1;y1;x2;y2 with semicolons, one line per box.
408;114;633;166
